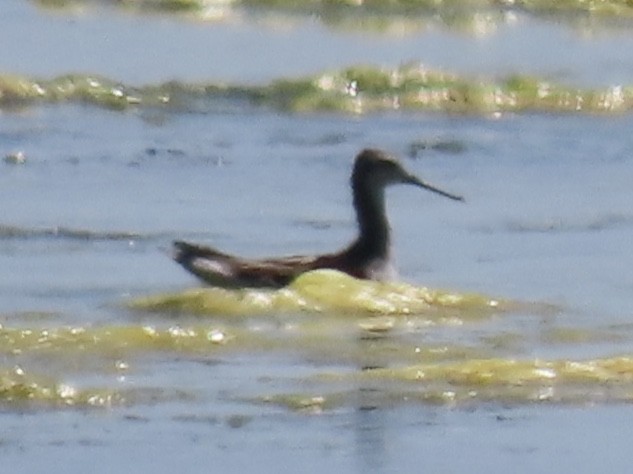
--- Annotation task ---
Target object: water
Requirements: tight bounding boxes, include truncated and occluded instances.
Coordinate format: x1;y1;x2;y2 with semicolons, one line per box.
3;1;633;473
4;1;633;85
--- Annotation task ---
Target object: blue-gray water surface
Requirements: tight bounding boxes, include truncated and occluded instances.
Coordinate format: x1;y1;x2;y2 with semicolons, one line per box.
2;2;633;473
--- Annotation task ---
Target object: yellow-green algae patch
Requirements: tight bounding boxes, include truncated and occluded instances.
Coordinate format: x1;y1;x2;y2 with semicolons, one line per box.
213;65;633;114
261;394;335;414
0;320;501;373
360;356;633;402
365;357;630;384
3;67;633;115
32;0;633;24
130;269;503;319
541;326;629;345
0;365;120;407
0;74;142;110
0;324;233;356
263;355;633;411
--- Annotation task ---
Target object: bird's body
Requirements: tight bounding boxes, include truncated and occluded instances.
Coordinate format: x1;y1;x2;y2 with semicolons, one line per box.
173;148;463;288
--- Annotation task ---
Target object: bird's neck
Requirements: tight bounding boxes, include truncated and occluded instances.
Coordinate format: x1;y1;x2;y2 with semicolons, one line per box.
352;179;391;259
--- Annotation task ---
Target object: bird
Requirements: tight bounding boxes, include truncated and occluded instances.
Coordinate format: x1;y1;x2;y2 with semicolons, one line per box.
172;148;464;288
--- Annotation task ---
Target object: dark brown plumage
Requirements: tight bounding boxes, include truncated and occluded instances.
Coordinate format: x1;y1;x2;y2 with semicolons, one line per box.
173;148;463;288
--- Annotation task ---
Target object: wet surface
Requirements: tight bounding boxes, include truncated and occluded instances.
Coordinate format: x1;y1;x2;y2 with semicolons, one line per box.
2;1;633;473
2;1;633;85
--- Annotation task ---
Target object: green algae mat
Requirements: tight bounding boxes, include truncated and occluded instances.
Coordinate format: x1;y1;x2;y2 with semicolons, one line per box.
2;67;632;114
2;270;632;410
5;0;633;414
33;0;633;20
130;270;503;317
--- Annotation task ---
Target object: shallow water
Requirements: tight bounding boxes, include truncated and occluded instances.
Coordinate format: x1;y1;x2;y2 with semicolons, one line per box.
4;1;633;86
3;1;633;473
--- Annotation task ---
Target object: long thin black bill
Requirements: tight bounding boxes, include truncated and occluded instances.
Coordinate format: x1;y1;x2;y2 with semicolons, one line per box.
407;175;465;202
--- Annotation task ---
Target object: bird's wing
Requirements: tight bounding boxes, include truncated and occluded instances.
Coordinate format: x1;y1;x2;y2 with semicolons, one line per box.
172;240;320;288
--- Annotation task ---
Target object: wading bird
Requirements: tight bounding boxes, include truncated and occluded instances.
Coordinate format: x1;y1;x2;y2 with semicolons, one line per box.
173;148;463;288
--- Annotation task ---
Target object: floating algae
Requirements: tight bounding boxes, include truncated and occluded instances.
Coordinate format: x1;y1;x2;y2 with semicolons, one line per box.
0;365;119;407
2;67;633;114
0;324;233;356
262;355;633;411
7;320;633;409
541;326;628;345
32;0;633;26
0;324;236;408
363;356;633;403
4;296;633;410
261;394;332;414
0;74;141;110
130;269;503;319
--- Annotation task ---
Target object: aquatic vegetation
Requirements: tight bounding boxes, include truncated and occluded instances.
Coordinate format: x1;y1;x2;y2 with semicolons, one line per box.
0;365;120;407
2;67;633;115
0;324;232;356
130;269;503;318
0;74;140;110
261;393;332;414
360;356;633;404
541;326;628;345
31;0;633;28
3;151;27;165
262;355;633;410
364;356;633;386
0;294;631;410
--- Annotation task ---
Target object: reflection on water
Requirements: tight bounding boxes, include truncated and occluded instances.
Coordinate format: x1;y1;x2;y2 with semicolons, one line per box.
354;403;389;473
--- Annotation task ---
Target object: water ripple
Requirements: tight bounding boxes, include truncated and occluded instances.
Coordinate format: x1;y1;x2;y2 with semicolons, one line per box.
476;213;633;234
0;224;147;242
